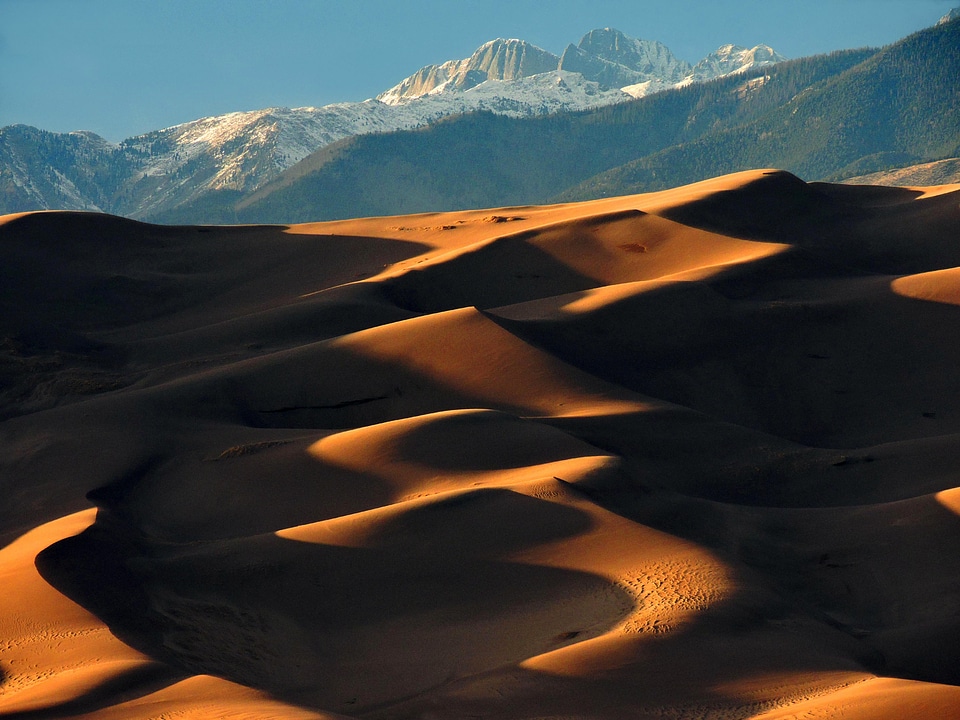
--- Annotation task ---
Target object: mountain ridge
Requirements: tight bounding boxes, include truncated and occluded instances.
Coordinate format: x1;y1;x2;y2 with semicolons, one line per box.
558;28;693;90
222;47;881;224
378;27;784;105
1;26;786;221
5;18;958;225
225;18;958;226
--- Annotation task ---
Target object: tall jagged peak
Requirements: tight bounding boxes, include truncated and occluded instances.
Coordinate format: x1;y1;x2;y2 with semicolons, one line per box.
377;38;559;104
558;27;691;89
463;37;560;82
379;26;787;106
578;28;669;61
573;28;691;81
473;38;530;52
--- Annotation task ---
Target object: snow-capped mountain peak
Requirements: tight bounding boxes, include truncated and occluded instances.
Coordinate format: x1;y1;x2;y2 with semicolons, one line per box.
688;43;787;82
377;38;559;104
382;29;784;106
562;28;692;86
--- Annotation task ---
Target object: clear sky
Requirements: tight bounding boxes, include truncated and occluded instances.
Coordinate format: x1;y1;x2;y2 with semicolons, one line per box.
1;0;955;142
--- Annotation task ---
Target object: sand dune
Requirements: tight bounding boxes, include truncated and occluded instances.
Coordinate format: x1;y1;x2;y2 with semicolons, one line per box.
2;169;960;718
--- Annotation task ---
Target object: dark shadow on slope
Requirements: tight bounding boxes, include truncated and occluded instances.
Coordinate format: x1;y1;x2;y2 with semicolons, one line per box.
367;614;877;720
0;662;184;720
657;173;960;275
0;211;432;420
360;449;960;718
653;170;867;244
34;515;171;661
0;210;431;334
374;409;607;474
488;245;960;448
570;477;960;688
124;283;419;388
85;433;401;544
380;229;600;314
35;490;635;715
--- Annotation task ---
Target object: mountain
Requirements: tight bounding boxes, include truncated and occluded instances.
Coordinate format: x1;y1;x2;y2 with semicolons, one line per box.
230;17;958;225
618;42;786;98
2;27;784;221
10;17;958;226
0;126;118;213
0;103;431;219
227;48;869;223
379;27;782;105
557;28;691;91
687;43;786;83
564;16;960;200
376;38;561;102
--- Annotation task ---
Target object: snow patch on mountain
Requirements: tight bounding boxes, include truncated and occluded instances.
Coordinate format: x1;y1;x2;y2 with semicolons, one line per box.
688;44;787;82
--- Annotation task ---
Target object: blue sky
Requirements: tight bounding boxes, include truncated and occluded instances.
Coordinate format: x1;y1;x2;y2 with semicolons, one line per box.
1;0;955;141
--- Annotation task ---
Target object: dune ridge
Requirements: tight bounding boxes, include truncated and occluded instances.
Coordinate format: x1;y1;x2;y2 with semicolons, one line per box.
2;169;960;718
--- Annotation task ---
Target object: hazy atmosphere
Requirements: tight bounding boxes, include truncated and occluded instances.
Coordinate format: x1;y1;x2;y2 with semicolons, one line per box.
1;0;955;140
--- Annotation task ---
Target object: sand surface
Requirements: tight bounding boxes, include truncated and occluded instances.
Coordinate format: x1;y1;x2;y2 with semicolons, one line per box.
2;169;960;718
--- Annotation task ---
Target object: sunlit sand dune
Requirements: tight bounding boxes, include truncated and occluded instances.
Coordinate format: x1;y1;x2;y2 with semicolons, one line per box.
2;169;959;718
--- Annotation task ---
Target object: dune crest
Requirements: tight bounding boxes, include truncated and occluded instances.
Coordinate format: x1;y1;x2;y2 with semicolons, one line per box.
2;169;960;717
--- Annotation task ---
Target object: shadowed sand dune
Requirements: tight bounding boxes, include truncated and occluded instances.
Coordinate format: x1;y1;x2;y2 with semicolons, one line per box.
2;169;960;718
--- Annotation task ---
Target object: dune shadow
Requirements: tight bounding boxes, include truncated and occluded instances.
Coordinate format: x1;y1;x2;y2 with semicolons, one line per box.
652;171;912;244
0;662;184;720
35;489;637;714
489;241;960;448
0;210;432;346
657;172;959;275
363;409;607;474
366;486;960;719
11;183;960;717
75;435;405;543
379;230;601;314
574;477;960;681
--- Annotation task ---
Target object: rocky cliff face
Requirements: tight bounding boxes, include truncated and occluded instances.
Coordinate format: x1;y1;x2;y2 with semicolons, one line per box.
559;28;692;87
377;39;560;103
380;27;783;105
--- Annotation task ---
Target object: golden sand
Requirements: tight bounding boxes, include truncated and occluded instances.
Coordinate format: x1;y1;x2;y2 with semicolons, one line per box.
2;170;959;718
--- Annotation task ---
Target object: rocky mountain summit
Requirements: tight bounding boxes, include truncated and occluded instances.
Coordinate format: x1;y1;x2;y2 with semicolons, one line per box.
379;27;784;104
558;28;692;90
376;38;562;102
687;43;784;82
